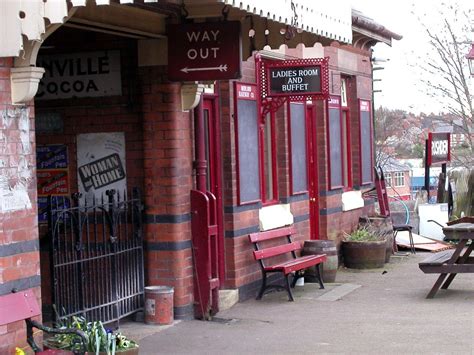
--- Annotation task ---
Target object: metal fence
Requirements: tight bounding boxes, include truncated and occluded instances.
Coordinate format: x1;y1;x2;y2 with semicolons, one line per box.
48;188;144;325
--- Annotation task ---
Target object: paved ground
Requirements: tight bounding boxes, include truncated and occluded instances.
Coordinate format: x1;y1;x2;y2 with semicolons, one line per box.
123;253;474;354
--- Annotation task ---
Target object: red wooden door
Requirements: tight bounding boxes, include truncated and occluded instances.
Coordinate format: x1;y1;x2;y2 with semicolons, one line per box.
202;97;225;281
306;104;320;240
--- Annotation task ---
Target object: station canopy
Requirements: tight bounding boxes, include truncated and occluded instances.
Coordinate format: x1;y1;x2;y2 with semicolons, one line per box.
0;0;352;59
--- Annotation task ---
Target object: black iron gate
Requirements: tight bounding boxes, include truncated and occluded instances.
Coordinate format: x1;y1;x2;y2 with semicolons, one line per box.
48;188;144;324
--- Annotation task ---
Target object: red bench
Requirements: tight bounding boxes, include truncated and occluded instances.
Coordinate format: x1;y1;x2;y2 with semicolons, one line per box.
249;226;327;301
0;290;87;354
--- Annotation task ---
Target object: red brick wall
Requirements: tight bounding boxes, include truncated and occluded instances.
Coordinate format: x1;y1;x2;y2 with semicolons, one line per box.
0;57;42;354
139;65;194;317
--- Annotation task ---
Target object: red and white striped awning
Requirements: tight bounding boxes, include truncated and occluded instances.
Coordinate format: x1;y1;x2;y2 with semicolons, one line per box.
0;0;352;58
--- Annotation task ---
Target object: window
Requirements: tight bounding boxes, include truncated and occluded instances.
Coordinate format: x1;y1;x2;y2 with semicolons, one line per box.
260;112;278;205
341;77;352;189
385;173;392;187
328;77;356;190
394;172;405;187
289;102;307;194
359;99;373;184
341;110;352;188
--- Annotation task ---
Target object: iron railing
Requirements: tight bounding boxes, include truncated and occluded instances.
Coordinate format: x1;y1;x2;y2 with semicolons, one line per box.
48;188;144;325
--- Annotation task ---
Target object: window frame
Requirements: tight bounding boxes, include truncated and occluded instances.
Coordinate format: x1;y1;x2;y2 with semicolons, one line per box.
341;106;353;190
394;172;405;187
327;95;345;190
359;99;374;185
258;108;279;206
234;82;261;206
288;101;309;196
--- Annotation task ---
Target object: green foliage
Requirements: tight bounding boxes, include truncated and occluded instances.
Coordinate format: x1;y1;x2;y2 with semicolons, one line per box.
412;143;424;159
44;315;138;354
344;227;386;242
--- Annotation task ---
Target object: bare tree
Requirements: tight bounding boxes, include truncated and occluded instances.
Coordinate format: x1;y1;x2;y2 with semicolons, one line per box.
412;2;473;167
374;106;422;167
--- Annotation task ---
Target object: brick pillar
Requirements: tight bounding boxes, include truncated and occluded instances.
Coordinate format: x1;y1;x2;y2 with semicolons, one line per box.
140;66;194;319
0;58;42;353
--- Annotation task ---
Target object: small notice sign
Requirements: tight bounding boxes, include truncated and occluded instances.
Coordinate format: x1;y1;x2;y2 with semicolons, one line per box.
235;83;257;100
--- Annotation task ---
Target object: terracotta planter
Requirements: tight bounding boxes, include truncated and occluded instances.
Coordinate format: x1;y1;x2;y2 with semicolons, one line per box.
342;240;386;269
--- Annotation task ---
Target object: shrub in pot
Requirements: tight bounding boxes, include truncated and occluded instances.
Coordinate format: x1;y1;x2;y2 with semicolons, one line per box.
342;227;387;269
43;316;139;354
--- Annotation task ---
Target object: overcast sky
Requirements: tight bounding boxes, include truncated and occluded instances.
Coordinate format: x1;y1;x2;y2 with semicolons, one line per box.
350;0;473;114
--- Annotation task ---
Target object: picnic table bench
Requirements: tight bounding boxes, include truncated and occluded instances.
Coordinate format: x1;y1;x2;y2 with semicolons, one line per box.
249;226;326;301
0;289;87;354
418;221;474;298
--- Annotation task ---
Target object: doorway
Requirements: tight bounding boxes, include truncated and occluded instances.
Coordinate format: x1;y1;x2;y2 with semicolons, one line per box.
306;104;320;239
202;96;225;281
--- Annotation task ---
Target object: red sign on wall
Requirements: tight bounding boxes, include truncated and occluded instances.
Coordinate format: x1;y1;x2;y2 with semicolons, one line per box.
235;83;257;100
427;132;451;165
167;21;241;82
37;170;69;196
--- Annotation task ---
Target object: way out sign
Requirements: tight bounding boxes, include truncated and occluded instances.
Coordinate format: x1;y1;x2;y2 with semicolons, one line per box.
167;21;241;81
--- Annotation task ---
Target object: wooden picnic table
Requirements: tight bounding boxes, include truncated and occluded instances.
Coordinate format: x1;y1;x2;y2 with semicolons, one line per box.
418;222;474;298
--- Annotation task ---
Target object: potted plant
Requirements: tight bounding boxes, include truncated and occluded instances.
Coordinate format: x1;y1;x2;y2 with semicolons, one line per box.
342;226;387;269
44;316;139;355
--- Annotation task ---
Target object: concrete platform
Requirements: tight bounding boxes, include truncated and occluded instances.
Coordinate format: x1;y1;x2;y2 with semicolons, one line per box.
123;253;474;354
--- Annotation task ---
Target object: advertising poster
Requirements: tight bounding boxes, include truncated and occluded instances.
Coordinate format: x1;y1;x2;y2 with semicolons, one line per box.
36;144;69;222
77;132;127;204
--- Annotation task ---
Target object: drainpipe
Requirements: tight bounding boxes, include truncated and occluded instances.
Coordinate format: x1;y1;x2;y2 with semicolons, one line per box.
194;97;207;192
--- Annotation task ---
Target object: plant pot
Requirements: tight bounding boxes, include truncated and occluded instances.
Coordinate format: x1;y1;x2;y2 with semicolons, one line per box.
86;347;139;355
385;233;394;263
342;240;386;269
46;346;139;355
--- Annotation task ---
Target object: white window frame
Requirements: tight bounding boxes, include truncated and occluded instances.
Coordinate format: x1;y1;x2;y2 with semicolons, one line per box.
394;172;405;187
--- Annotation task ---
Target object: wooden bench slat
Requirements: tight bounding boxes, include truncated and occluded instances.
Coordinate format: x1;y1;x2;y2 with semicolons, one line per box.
253;241;300;260
419;263;474;274
0;291;40;326
265;254;327;274
249;226;296;243
419;250;455;266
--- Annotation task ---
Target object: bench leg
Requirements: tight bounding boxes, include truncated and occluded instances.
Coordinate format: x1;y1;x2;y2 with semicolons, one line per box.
426;273;448;298
285;274;295;302
442;243;474;290
408;229;416;254
256;271;268;300
290;270;303;288
315;263;325;289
